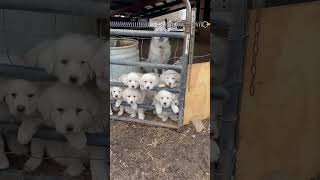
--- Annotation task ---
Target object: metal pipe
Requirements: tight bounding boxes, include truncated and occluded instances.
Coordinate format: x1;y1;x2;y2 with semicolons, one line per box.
110;81;181;93
110;29;185;38
0;122;108;146
0;0;108;17
110;60;183;70
0;64;56;81
110;116;178;129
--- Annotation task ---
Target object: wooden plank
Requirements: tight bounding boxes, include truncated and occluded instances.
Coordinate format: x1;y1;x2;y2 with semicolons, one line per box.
237;1;320;180
183;62;210;125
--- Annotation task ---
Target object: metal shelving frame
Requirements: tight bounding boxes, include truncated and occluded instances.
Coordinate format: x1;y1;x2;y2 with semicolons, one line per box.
110;0;195;129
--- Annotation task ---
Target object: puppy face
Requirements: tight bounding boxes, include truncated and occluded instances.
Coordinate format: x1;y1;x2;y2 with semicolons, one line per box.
39;84;98;135
110;86;123;99
40;34;98;85
155;90;176;108
153;27;170;46
122;88;142;105
5;80;39;116
139;73;158;90
126;72;141;89
160;70;181;88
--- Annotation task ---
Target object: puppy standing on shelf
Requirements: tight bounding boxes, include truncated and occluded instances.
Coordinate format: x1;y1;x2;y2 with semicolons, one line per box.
146;26;171;73
121;88;145;120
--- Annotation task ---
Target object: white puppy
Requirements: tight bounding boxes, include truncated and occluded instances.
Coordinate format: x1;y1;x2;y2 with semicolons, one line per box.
159;70;181;88
119;72;142;89
147;27;171;73
110;86;124;116
139;73;159;90
24;34;106;90
38;83;99;149
121;88;145;120
153;90;179;115
154;99;179;122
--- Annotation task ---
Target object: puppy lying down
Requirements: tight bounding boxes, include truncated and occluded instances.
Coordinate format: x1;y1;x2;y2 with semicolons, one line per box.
25;83;107;179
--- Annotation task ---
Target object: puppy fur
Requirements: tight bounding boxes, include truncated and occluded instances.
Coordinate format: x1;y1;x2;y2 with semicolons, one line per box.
146;27;171;73
119;72;142;89
139;73;159;90
24;34;106;90
110;86;124;116
121;88;145;120
38;83;99;149
153;90;179;115
159;70;181;88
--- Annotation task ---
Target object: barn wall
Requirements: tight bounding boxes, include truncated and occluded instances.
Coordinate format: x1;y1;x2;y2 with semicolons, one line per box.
0;10;97;63
237;1;320;180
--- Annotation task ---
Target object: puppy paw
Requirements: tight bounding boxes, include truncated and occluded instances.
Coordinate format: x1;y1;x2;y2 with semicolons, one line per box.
158;84;165;88
117;111;123;116
67;134;87;150
131;103;138;110
156;107;162;115
138;113;145;120
24;158;42;172
130;113;137;118
161;118;168;122
17;131;32;145
172;106;179;114
110;110;113;116
0;154;9;170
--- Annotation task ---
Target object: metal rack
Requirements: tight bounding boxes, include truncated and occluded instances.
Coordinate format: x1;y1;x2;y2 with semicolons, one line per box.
110;0;194;129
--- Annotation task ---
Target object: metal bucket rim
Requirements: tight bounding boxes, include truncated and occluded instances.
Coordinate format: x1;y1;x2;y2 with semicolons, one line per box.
110;38;138;50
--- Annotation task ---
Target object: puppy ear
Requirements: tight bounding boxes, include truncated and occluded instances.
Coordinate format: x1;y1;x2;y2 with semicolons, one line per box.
38;90;52;121
89;38;106;79
121;89;128;101
174;72;181;82
138;77;145;90
38;42;55;74
119;74;128;85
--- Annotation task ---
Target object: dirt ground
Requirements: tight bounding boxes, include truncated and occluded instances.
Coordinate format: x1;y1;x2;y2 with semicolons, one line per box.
110;120;210;180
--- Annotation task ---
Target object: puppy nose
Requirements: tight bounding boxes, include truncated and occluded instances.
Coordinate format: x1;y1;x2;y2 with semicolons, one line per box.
169;83;172;86
66;125;74;133
115;95;118;98
146;87;150;89
69;76;78;83
130;101;133;104
163;102;167;106
17;105;25;112
131;85;135;88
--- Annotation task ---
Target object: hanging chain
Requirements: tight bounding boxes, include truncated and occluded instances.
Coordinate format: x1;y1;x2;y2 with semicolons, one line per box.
249;8;261;96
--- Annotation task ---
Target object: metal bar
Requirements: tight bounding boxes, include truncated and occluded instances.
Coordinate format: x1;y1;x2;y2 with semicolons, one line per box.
110;59;183;70
0;0;108;17
110;81;181;93
212;0;248;179
0;64;56;81
110;116;178;129
0;122;108;146
110;29;185;38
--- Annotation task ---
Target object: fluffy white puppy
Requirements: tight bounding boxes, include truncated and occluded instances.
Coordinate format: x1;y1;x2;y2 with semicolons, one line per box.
146;27;171;73
154;99;179;122
139;73;159;90
159;70;181;88
38;83;99;149
24;34;106;89
119;72;142;89
110;86;124;116
121;88;145;120
153;90;179;115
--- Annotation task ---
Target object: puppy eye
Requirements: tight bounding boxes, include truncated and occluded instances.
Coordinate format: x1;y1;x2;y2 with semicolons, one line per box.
118;91;121;93
11;93;16;98
60;59;68;64
167;97;169;99
113;91;116;93
57;108;64;113
144;81;147;83
28;94;34;98
150;82;153;84
80;60;86;64
129;80;132;82
172;78;175;80
133;96;136;98
161;97;164;99
128;96;131;98
76;108;83;113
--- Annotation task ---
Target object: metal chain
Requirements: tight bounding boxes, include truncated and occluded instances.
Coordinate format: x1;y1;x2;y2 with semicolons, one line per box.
249;8;261;96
